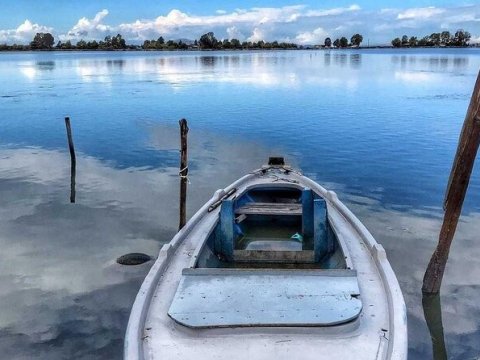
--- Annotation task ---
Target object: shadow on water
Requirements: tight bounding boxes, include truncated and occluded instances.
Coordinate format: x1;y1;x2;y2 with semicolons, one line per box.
422;292;448;360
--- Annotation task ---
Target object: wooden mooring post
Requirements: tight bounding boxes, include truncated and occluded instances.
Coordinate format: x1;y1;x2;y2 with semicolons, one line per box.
178;119;189;230
422;70;480;294
65;117;76;203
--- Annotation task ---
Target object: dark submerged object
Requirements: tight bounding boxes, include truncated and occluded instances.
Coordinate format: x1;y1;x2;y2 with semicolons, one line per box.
117;253;152;265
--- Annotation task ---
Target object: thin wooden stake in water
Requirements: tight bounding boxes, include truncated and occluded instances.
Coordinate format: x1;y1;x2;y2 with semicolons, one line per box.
65;117;76;203
422;70;480;294
178;118;189;230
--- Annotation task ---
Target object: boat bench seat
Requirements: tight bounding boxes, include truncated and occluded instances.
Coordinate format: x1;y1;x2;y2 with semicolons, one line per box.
168;268;362;328
235;202;302;216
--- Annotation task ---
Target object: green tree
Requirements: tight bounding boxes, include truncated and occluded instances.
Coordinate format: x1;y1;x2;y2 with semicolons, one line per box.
453;29;471;46
440;31;451;45
87;40;98;49
333;38;340;47
408;36;417;47
417;36;430;46
429;33;441;46
230;38;241;49
222;39;231;49
391;38;402;47
199;32;218;49
339;37;348;48
62;40;73;49
350;34;363;46
114;34;126;49
103;35;112;48
76;39;87;49
401;35;408;46
30;33;55;49
157;36;165;45
324;37;332;47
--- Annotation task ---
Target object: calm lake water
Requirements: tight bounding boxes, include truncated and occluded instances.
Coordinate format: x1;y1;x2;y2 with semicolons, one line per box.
1;48;479;359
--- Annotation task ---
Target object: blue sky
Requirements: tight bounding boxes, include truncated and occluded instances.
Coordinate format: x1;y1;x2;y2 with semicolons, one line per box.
1;1;479;45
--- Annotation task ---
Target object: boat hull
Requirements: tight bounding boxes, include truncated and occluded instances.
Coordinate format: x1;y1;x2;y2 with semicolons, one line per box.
125;166;407;360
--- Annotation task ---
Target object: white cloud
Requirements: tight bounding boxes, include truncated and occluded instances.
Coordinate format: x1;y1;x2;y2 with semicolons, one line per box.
397;7;445;20
305;4;361;17
1;4;479;46
63;9;111;41
247;27;265;42
470;36;480;44
296;27;328;44
226;26;244;40
0;20;52;44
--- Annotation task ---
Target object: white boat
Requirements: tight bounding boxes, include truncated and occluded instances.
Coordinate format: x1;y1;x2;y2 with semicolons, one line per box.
125;158;407;360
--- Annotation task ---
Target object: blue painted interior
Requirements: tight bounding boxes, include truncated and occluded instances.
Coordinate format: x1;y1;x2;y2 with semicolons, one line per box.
196;185;345;269
301;188;314;239
313;198;328;262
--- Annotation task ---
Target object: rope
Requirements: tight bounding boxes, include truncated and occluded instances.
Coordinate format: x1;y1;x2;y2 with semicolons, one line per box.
179;166;191;184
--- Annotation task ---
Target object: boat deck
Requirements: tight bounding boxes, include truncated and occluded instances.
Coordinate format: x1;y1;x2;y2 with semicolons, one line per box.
168;268;361;328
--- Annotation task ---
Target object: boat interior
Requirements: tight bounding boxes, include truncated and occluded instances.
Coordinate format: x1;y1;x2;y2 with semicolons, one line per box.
167;184;363;329
195;186;346;269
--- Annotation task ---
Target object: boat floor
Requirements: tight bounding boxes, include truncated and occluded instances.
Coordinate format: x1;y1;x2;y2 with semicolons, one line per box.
142;175;392;360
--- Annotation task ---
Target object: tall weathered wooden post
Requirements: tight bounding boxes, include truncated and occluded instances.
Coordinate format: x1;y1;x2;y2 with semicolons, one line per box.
65;117;76;203
178;119;189;230
422;71;480;294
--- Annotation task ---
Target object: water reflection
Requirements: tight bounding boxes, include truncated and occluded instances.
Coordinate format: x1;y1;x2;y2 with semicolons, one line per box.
324;53;331;67
200;56;217;67
106;59;125;70
349;54;361;69
333;53;347;67
391;54;469;71
36;61;55;70
422;293;447;360
1;136;480;358
1;48;480;359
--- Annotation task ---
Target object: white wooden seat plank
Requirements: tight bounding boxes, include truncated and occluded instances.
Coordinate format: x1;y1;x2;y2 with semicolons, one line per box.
235;202;302;215
168;269;361;328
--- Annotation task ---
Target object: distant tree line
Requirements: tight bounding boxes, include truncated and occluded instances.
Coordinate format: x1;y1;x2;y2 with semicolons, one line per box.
323;33;363;48
0;31;297;51
57;34;131;50
0;29;474;51
0;33;134;51
391;30;471;48
142;32;297;50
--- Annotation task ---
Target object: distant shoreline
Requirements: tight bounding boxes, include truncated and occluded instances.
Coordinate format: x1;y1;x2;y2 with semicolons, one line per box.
0;45;476;53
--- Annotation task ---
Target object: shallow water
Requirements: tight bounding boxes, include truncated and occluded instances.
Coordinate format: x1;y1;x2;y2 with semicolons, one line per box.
0;48;479;359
